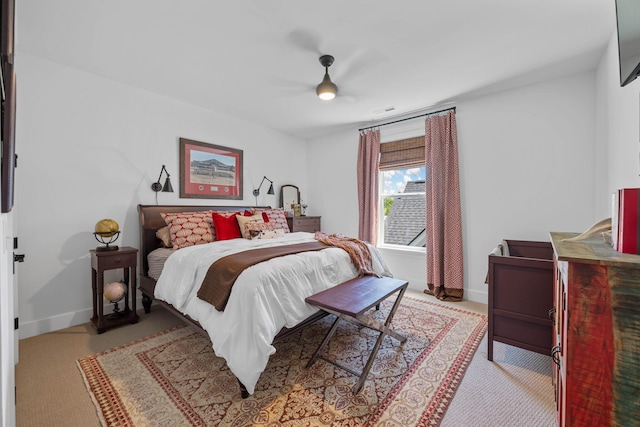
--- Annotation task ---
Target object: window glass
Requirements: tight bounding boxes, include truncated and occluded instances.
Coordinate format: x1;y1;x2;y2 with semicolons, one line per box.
380;167;426;248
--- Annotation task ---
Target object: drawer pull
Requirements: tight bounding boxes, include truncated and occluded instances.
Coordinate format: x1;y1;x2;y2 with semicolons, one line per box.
551;345;561;367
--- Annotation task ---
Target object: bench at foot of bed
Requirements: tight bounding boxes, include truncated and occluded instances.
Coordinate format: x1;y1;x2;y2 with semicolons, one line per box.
305;276;409;395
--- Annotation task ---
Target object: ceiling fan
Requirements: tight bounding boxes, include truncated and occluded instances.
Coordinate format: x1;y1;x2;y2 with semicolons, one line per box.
282;29;380;102
316;54;338;101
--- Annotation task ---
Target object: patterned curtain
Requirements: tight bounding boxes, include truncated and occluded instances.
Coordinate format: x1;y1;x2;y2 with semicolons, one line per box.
424;111;464;301
357;129;380;245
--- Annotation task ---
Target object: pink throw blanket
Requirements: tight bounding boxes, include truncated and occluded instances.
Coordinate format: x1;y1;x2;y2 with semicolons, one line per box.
314;232;380;277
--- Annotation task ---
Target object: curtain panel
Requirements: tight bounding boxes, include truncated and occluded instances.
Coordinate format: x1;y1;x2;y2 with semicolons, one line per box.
357;129;380;245
424;111;464;301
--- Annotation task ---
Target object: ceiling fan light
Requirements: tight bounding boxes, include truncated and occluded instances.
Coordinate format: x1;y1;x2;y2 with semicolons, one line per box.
316;73;337;100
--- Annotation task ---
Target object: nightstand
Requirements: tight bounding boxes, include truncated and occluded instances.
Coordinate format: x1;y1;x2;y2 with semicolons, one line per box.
287;216;321;233
90;246;139;333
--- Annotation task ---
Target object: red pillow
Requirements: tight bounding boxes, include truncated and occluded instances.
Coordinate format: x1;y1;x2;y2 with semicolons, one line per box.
211;212;242;240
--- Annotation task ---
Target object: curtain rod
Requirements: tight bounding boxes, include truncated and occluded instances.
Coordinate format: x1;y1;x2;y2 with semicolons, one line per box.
358;106;456;132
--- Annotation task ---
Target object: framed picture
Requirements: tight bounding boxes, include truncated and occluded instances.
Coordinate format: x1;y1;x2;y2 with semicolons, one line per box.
179;138;243;199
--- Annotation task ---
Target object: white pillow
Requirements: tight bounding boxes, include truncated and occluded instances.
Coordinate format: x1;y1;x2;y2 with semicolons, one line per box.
236;214;264;239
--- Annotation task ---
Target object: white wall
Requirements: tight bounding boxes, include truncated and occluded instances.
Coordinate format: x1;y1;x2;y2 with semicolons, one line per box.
308;72;599;303
15;36;638;337
596;33;640;216
15;54;308;338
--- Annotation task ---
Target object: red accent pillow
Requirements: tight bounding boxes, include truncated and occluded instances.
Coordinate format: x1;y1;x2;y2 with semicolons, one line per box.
211;211;242;240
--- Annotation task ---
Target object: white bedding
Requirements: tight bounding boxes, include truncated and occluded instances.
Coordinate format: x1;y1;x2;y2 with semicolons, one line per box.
154;231;392;395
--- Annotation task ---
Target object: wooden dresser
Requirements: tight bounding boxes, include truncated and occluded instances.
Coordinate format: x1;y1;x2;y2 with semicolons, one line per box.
287;216;321;233
550;232;640;427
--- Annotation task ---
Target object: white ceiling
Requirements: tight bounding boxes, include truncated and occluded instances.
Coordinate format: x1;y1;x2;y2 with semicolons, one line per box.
16;0;616;139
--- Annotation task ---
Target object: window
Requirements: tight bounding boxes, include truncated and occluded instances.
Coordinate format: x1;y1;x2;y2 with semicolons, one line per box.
378;136;426;249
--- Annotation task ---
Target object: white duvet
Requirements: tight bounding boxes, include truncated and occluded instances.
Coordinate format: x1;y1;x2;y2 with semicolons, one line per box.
155;231;392;395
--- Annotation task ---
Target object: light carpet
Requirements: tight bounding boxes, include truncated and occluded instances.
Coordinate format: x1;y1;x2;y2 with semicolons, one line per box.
77;297;487;426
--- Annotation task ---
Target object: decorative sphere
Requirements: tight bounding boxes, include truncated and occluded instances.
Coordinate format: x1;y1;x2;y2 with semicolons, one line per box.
104;281;127;302
95;219;119;238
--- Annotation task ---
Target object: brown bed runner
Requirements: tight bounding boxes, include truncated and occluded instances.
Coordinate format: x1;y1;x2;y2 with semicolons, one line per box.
197;241;328;311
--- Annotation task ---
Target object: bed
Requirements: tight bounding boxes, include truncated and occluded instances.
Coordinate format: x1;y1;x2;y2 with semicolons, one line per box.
137;204;392;397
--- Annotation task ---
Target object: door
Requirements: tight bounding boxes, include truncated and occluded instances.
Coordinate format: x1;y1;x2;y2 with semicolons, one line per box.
0;211;16;427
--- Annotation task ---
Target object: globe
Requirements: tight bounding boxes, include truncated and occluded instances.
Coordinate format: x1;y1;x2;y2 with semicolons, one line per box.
95;219;119;238
104;281;127;303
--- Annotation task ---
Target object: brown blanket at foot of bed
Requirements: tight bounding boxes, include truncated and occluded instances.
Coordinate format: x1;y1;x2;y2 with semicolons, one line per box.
197;241;328;311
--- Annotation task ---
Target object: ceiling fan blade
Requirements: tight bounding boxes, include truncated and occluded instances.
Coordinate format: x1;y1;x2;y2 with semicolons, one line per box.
334;48;386;83
285;29;322;55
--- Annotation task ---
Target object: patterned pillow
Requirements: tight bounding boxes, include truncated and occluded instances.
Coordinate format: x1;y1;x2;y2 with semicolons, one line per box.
252;207;289;233
246;222;286;240
236;214;264;239
161;211;213;249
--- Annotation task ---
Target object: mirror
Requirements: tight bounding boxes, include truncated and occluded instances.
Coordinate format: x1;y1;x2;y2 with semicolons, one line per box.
280;185;300;213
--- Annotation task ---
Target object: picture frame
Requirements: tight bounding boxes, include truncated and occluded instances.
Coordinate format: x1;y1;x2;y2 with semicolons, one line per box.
179;138;243;199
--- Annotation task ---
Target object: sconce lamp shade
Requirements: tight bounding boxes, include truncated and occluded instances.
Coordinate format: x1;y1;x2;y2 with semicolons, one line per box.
151;165;174;193
162;176;174;192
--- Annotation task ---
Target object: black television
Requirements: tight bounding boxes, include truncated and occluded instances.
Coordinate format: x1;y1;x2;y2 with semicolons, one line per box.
615;0;640;87
1;0;16;213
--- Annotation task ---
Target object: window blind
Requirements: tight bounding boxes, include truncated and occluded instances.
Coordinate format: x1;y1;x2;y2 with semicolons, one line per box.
379;136;425;170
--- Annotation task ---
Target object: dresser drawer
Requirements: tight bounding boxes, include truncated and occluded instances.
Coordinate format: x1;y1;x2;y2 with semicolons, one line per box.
287;216;321;232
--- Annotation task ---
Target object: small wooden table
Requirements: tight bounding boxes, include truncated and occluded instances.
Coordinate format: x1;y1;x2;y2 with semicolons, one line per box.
90;246;139;333
305;276;408;394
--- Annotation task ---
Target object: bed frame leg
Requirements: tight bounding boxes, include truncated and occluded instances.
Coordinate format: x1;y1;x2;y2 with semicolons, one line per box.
142;294;152;314
238;379;249;399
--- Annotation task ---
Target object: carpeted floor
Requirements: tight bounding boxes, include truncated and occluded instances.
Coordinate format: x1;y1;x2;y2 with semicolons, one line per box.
77;297;486;426
16;290;555;426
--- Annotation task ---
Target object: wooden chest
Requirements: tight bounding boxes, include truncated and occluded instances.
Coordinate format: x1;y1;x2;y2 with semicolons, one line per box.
487;240;554;361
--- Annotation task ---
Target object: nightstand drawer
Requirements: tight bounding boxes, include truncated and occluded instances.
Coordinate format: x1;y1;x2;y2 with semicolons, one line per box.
287;216;321;232
292;217;320;228
91;251;137;271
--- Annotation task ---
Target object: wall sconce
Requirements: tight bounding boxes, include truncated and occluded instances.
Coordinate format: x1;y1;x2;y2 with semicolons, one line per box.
253;176;274;205
151;165;174;193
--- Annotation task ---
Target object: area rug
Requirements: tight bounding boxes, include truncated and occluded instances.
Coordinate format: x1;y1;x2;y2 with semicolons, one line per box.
78;297;486;426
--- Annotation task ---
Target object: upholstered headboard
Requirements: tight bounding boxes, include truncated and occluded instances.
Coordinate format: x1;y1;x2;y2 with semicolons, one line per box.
137;204;268;277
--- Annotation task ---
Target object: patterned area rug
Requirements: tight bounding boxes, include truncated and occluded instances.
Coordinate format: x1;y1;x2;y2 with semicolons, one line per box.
78;297;486;426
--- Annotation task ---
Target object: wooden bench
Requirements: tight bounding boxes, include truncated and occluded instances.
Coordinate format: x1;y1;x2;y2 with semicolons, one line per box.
305;276;409;394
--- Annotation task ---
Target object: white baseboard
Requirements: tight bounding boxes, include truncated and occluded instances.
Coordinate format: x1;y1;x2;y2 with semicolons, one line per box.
19;285;487;339
465;288;487;304
19;296;144;339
